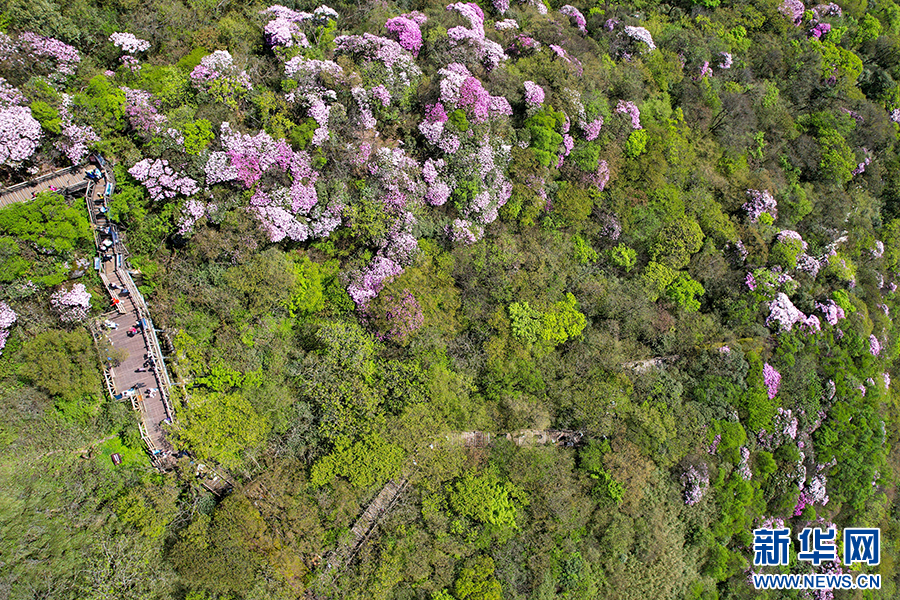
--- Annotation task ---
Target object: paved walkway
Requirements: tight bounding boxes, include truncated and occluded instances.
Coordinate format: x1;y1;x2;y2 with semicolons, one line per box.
0;161;175;458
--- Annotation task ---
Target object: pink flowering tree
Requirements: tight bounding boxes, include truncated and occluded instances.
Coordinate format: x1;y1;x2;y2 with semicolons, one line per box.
0;302;16;356
55;95;100;164
190;51;253;110
559;6;586;33
445;2;506;70
16;32;81;79
681;463;710;505
743;189;777;223
0;105;42;166
334;34;422;104
109;32;150;54
615;100;641;129
129;158;200;202
384;13;426;57
523;81;545;107
50;283;91;323
762;363;781;400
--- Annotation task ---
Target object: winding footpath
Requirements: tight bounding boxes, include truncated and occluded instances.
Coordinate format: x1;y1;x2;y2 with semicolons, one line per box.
0;159;176;465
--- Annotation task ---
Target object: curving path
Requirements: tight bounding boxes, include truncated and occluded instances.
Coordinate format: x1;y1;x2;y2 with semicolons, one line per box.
0;160;176;464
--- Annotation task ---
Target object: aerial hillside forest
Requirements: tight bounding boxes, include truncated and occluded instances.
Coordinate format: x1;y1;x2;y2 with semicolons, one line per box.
2;0;900;597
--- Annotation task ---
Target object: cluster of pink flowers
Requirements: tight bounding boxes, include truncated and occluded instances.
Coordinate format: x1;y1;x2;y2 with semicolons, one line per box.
17;32;81;75
109;32;150;54
334;33;423;90
707;433;721;454
129;158;200;202
719;52;733;69
623;26;656;52
123;87;168;134
120;55;141;73
696;61;712;80
178;199;209;234
582;117;603;141
448;218;483;244
815;299;845;325
436;63;512;127
681;463;710;505
50;283;91;323
777;229;807;250
763;362;781;399
55;95;100;164
852;154;871;176
0;78;25;108
261;5;313;50
371;290;424;343
190;51;253;106
0;302;16;356
348;256;404;307
870;334;881;356
737;447;753;480
0;105;42;166
767;292;813;332
810;22;831;39
495;19;518;30
446;2;506;70
779;0;806;26
559;5;586;33
743;189;778;222
615;100;641;129
384;13;426;57
523;80;545;106
423;158;452;206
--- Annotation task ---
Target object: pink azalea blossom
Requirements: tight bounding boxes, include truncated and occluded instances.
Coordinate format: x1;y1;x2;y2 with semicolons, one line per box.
763;363;781;399
50;283;91;323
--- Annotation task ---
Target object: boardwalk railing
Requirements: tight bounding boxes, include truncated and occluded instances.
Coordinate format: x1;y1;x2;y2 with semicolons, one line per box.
0;165;78;194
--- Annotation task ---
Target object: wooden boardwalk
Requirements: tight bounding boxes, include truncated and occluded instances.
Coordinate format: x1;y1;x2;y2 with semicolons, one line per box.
0;166;83;208
0;161;176;462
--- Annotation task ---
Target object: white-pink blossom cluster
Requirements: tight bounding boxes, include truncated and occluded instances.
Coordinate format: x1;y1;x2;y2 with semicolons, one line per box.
816;299;845;325
766;292;808;331
190;51;253;102
17;32;81;75
0;105;42;166
559;5;586;33
446;2;506;70
0;302;15;356
523;80;544;105
737;447;752;480
129;158;200;202
779;0;806;25
347;256;404;307
495;19;518;30
681;463;709;505
448;218;483;244
55;95;100;164
719;52;733;69
743;189;777;222
334;33;423;91
870;334;881;357
109;32;150;54
261;5;312;50
50;283;91;323
623;26;656;52
615;100;641;129
0;78;25;109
